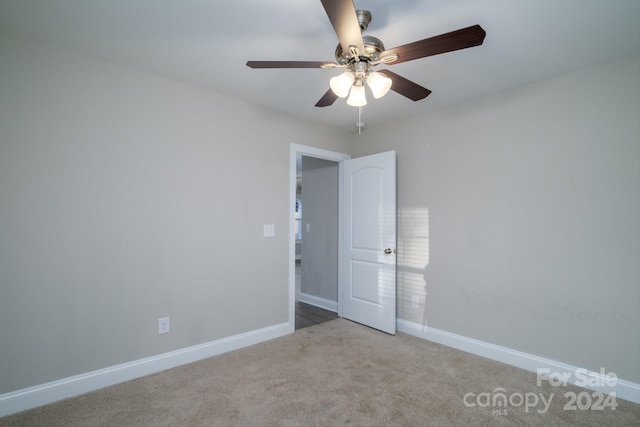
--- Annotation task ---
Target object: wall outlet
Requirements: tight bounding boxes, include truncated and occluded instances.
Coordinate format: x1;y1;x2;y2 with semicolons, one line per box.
411;296;419;308
158;317;170;335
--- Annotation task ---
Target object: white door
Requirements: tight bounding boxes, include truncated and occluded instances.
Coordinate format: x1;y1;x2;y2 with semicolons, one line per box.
340;151;396;334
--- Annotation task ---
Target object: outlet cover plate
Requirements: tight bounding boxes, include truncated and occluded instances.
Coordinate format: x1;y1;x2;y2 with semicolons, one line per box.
158;317;170;334
263;224;275;237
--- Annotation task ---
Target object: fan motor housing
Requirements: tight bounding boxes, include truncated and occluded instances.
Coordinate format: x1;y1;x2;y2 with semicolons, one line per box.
335;35;385;64
334;10;384;64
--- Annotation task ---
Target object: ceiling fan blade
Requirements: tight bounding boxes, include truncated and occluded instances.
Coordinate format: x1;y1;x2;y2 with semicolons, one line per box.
377;70;432;101
381;25;486;65
321;0;365;56
315;89;339;107
246;61;336;69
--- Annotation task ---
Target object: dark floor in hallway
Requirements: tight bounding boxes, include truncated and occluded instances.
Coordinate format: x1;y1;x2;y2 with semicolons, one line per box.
295;260;338;330
295;301;338;330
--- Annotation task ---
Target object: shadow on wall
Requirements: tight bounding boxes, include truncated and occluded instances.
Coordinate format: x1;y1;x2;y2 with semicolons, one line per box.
397;207;430;329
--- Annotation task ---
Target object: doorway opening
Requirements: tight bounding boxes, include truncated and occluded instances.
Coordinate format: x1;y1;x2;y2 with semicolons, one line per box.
289;144;350;331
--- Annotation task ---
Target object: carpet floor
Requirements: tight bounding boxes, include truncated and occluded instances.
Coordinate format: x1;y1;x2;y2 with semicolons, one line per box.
1;319;638;426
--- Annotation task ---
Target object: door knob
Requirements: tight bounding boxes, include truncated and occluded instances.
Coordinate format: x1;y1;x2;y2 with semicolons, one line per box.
384;248;394;254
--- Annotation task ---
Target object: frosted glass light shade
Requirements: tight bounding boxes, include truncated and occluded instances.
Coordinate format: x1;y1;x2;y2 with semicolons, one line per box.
347;84;367;107
329;71;355;98
367;71;392;98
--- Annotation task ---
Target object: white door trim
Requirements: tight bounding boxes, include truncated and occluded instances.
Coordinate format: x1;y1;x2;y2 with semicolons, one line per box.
289;144;350;332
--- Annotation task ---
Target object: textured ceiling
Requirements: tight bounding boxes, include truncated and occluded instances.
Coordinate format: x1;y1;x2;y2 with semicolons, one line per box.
1;0;638;132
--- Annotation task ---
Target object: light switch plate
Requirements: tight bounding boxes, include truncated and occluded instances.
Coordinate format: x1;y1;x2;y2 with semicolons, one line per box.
263;224;275;237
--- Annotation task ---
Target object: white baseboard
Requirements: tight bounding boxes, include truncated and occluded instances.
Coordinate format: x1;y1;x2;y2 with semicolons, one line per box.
297;293;337;312
3;319;637;418
0;322;291;418
397;319;640;404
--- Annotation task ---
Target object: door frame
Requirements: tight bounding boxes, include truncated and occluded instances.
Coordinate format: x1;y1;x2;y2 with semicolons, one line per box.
289;144;350;332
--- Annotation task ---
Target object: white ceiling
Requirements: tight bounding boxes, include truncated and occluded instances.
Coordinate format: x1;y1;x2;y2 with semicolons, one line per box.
1;0;639;132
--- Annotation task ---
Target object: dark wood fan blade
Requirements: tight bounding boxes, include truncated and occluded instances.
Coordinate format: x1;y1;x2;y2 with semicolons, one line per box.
321;0;365;56
377;70;432;101
246;61;335;69
381;25;486;65
315;89;339;107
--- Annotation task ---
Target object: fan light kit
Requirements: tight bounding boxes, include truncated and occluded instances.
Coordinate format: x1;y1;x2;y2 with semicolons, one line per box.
247;0;486;127
330;69;392;106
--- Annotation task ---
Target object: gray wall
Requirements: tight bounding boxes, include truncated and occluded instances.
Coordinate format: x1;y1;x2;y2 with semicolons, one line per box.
350;54;640;383
0;36;349;394
300;157;339;303
2;32;638;398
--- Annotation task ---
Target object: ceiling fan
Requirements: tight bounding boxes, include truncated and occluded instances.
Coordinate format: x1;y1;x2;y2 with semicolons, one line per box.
246;0;486;108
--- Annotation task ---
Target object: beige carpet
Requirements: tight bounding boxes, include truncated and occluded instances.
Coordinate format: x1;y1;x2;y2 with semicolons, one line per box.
1;319;639;426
